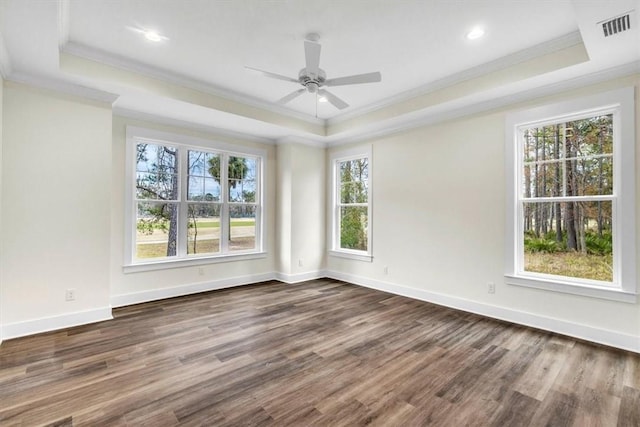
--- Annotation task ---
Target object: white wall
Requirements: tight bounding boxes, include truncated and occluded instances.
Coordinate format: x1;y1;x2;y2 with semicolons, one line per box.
276;143;293;274
109;116;278;306
327;74;640;352
1;82;113;338
0;72;637;352
290;143;326;276
275;142;326;281
0;76;4;344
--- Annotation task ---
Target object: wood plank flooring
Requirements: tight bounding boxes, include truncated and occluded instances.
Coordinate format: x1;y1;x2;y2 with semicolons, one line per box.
1;279;639;426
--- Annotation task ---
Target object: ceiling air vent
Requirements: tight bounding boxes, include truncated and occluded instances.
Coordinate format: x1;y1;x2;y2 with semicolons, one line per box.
601;12;631;37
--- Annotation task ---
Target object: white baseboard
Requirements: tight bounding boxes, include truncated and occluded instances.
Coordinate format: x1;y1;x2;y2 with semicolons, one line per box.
4;272;637;354
326;270;640;354
1;307;113;341
275;270;327;284
111;272;277;307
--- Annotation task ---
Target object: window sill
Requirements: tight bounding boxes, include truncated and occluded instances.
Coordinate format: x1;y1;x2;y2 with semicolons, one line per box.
505;274;637;303
124;252;268;273
329;250;373;262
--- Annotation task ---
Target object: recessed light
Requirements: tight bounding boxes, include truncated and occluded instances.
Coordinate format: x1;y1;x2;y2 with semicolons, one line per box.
144;30;164;42
127;26;169;42
466;27;485;40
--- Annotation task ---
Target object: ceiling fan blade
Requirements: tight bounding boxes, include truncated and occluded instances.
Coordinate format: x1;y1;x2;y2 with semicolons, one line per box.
318;89;349;110
304;40;321;77
325;71;382;87
277;88;306;105
245;66;299;83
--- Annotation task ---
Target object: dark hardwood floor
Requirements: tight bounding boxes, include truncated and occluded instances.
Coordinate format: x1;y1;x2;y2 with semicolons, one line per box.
1;279;639;426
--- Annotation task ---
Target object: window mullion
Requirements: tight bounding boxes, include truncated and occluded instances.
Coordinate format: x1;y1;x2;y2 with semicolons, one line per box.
561;122;567;198
220;154;230;253
256;159;262;251
336;161;344;251
521;195;615;203
177;147;188;257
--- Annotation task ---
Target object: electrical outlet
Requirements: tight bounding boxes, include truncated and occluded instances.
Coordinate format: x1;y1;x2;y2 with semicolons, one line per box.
383;266;389;275
198;267;205;276
298;259;303;267
487;282;495;294
65;288;76;301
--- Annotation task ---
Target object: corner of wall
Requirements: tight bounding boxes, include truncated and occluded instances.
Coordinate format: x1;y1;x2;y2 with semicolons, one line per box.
1;81;113;339
0;74;4;345
276;140;327;279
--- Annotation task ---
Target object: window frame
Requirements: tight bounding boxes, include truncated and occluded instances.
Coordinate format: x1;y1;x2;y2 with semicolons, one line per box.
329;145;373;262
504;87;636;302
124;126;266;272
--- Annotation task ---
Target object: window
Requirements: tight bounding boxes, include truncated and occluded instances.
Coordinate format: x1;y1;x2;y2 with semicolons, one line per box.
505;87;636;302
125;127;265;271
330;146;372;261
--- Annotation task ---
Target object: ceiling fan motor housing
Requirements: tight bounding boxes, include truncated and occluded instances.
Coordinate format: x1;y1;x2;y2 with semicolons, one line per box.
299;68;326;93
248;39;380;109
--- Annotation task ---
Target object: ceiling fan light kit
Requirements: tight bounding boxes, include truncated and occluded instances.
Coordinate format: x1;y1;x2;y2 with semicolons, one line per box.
246;35;382;110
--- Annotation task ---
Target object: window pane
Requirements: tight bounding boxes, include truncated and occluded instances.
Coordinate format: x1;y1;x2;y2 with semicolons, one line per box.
229;205;256;251
522;126;565;164
187;204;221;255
229;180;241;202
189;150;221;178
340;206;368;251
340;158;368;182
136;143;177;174
136;201;178;259
522;115;614;200
228;156;251;180
569;156;613;196
229;179;256;202
189;151;221;202
522;161;562;198
204;153;221;179
188;176;204;200
523;201;613;282
243;157;257;180
228;156;256;202
188;150;205;175
565;115;613;156
188;177;222;201
341;181;368;203
204;178;221;201
136;172;178;200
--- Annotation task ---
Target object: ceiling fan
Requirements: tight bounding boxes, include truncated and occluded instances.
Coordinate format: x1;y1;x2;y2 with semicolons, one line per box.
246;34;382;110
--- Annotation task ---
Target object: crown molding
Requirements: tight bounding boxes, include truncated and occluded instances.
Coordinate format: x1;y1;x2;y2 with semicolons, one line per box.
327;31;585;126
114;107;329;148
328;60;640;147
62;41;325;127
276;135;327;148
7;71;119;104
113;106;277;145
107;59;640;148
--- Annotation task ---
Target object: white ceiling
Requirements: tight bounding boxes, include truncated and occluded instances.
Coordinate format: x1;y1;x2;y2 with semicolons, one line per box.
64;0;580;117
0;0;639;144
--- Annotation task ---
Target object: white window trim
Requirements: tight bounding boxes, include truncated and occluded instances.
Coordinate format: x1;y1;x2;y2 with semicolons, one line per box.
504;87;636;303
124;126;267;272
329;145;373;262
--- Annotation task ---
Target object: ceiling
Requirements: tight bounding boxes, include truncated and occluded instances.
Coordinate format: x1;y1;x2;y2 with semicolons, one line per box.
0;0;639;144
